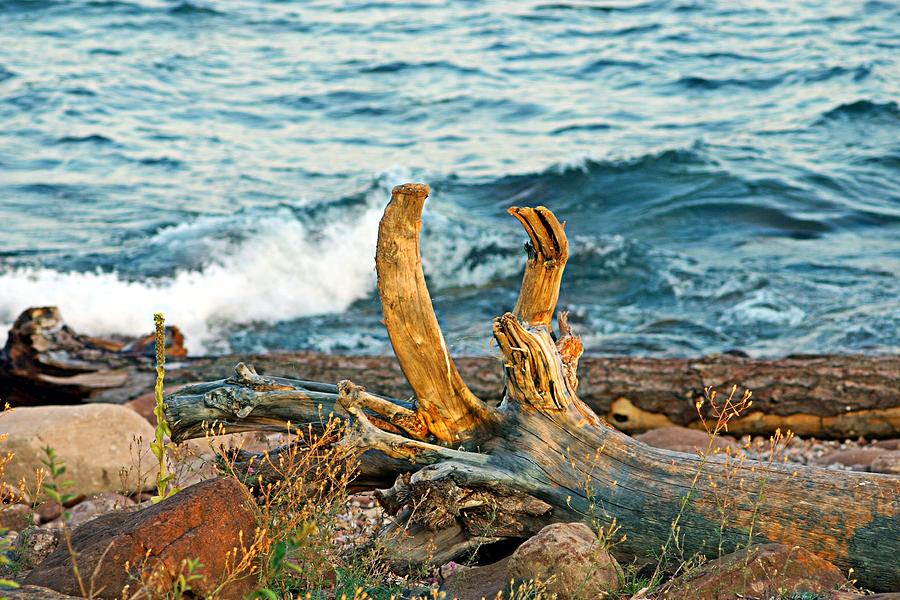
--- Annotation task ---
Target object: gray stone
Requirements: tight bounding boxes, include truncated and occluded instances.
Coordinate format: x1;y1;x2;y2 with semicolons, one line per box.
14;526;62;570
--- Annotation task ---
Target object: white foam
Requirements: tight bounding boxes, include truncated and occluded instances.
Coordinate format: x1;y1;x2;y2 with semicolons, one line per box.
725;290;805;327
0;204;384;354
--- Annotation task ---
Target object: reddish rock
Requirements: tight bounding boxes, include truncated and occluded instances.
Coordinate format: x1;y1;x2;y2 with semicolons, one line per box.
24;478;259;600
870;451;900;475
507;522;622;600
0;503;31;532
814;448;887;471
120;327;187;358
656;544;847;600
636;426;739;455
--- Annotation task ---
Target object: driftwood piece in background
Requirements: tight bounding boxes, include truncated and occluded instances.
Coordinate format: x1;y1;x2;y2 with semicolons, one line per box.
0;306;186;405
170;352;900;439
165;185;900;591
1;306;898;438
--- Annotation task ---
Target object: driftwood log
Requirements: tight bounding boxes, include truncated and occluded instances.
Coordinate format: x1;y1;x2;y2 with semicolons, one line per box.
167;352;900;439
3;310;898;439
0;306;186;405
165;184;900;591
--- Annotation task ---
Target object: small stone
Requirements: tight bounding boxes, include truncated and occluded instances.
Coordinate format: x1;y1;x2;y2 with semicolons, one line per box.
33;502;61;525
636;426;739;455
66;492;136;528
440;557;512;600
0;504;31;532
507;522;622;600
814;448;887;471
872;439;900;451
14;526;62;570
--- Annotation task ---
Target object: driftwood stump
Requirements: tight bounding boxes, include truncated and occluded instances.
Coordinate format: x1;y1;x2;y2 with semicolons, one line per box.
166;184;899;591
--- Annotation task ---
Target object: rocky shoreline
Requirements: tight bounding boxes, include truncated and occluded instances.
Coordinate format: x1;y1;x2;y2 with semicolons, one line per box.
2;398;899;598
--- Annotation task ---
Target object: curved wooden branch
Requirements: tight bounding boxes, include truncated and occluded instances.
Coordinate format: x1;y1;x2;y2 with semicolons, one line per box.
164;363;416;443
337;383;489;467
377;183;497;444
509;206;569;329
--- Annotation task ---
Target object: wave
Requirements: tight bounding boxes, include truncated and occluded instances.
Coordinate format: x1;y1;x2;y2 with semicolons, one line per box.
167;2;223;16
0;186;393;354
819;99;900;122
56;134;115;145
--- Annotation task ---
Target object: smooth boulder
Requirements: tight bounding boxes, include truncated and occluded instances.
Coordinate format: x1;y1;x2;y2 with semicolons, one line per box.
507;522;622;599
24;477;258;600
440;523;623;600
0;404;156;496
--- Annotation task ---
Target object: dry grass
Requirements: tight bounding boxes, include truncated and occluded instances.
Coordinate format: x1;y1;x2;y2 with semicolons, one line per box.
2;378;849;600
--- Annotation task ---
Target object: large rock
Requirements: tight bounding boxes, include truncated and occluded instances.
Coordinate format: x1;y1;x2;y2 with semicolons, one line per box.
656;543;847;600
508;522;622;599
0;404;156;496
635;426;739;454
24;477;258;600
440;523;622;600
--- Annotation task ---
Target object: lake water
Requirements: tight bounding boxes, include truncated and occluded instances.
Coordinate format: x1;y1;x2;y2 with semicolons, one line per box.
1;0;898;357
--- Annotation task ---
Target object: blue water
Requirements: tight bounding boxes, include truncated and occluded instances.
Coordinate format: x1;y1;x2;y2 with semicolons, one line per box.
1;0;898;357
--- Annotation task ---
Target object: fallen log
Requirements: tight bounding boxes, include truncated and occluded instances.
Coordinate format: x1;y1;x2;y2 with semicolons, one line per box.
166;184;900;591
169;352;900;439
4;313;898;438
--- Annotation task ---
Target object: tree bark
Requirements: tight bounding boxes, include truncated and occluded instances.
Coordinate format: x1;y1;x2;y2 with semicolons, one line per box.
165;185;900;591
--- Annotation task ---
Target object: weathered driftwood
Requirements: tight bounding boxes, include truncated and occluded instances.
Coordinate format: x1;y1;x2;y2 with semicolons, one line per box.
166;184;900;591
0;306;186;405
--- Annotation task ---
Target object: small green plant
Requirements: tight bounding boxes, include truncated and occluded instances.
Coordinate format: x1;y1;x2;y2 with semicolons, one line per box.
42;446;88;598
150;312;179;503
783;592;824;600
170;557;205;600
0;534;19;599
